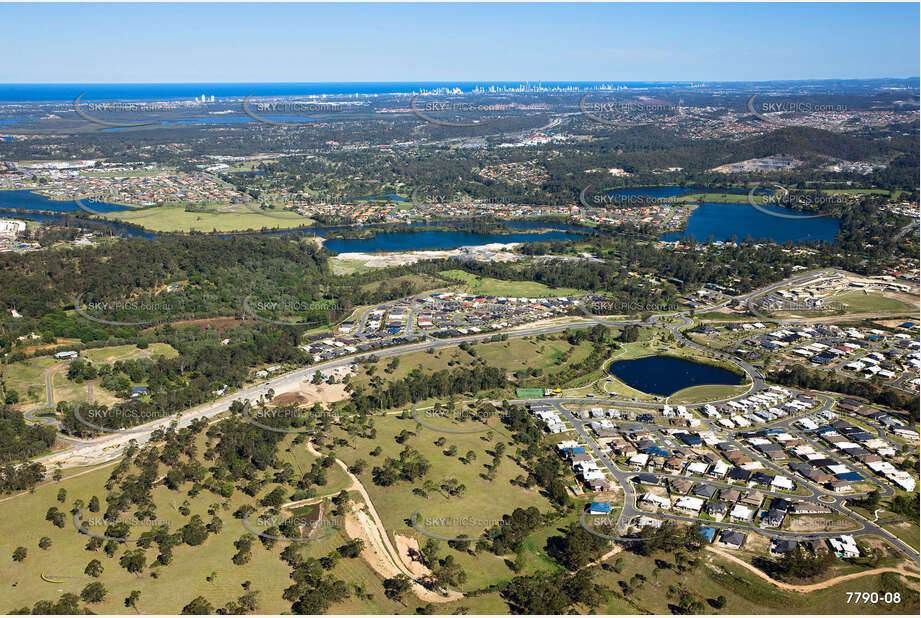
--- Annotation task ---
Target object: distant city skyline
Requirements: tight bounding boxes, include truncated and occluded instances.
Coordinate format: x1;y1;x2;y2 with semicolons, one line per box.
0;2;918;84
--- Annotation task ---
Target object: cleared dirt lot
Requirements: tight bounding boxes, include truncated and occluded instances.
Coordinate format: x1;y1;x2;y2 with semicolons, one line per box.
269;367;352;407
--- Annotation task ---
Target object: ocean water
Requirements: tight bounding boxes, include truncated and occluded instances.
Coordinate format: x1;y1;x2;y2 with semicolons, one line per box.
0;82;678;102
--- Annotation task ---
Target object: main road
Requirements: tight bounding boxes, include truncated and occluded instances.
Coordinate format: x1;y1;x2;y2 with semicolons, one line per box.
27;268;853;468
24;268;920;563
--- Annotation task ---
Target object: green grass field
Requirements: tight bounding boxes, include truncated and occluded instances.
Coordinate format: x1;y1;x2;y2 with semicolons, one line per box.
3;356;58;405
669;383;751;404
327;413;553;591
598;374;659;402
850;493;921;552
829;291;915;313
105;204;315;232
438;269;586;297
358;273;445;295
0;431;371;614
349;335;598;399
881;519;921;553
7;344;180;411
675;192;752;204
676;188;893;206
81;343;177;363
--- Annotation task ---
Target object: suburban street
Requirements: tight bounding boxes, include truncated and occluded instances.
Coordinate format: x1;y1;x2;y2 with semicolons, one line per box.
548;398;920;563
25;267;920;563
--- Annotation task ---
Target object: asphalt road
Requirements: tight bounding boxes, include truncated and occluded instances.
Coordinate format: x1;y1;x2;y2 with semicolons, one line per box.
549;396;920;563
25;267;920;561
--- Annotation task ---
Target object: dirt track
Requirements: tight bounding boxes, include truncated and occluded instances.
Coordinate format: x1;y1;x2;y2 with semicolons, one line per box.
706;546;919;592
306;442;463;603
395;534;432;579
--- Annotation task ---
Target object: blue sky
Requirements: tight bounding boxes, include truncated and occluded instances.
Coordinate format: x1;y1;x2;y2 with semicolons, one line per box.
0;2;917;83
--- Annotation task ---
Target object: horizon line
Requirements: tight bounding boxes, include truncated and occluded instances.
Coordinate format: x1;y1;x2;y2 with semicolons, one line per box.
1;77;919;86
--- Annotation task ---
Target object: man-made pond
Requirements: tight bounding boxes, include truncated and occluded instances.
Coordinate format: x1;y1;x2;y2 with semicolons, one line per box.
608;355;744;397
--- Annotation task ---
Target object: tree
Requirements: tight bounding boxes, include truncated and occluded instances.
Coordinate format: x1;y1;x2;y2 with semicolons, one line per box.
119;549;147;576
545;523;609;570
501;570;608;614
448;535;471;553
774;545;834;580
181;515;210;546
181;596;214;615
510;552;526;573
337;539;364;559
670;586;706;614
432;554;467;587
713;595;727;609
233;591;259;614
383;574;412;604
80;582;107;603
24;592;84;614
85;559;104;577
280;544;303;568
45;506;65;528
849;489;881;511
104;540;119;557
124;590;141;612
38;536;52;550
890;493;919;519
207;515;223;534
12;546;26;562
260;486;288;508
619;325;640;343
419;539;441;568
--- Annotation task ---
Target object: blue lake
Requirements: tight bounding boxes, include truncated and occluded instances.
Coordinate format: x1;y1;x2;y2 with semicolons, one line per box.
660;201;839;243
0;190;128;213
609;355;743;396
2;184;840;245
605;186;838;243
0;192;587;247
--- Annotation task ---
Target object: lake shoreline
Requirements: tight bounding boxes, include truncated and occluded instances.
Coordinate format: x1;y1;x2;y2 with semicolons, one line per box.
608;354;745;397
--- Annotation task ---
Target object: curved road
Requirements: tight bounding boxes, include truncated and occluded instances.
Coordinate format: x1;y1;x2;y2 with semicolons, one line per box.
550;396;919;563
23;268;920;562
